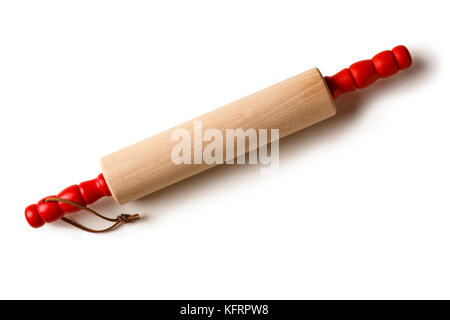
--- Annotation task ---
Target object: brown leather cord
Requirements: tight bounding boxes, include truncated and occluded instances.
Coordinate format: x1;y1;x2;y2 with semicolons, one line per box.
44;197;140;233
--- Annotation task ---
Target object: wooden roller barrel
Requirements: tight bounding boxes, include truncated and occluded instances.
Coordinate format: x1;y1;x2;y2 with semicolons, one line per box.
101;68;335;204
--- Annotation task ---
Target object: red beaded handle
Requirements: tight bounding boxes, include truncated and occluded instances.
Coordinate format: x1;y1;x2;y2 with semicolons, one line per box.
25;174;111;228
325;45;412;99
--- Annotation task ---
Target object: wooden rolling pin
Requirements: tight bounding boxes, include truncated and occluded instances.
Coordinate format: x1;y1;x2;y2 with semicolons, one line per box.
25;45;412;232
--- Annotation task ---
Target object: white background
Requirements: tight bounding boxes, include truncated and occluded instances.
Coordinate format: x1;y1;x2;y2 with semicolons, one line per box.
0;0;448;299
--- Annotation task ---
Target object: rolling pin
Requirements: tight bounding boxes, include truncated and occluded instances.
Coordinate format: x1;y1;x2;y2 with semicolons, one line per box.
25;45;412;232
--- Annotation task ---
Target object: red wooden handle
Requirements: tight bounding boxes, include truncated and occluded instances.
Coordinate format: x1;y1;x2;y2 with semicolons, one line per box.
325;45;412;99
25;174;111;228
